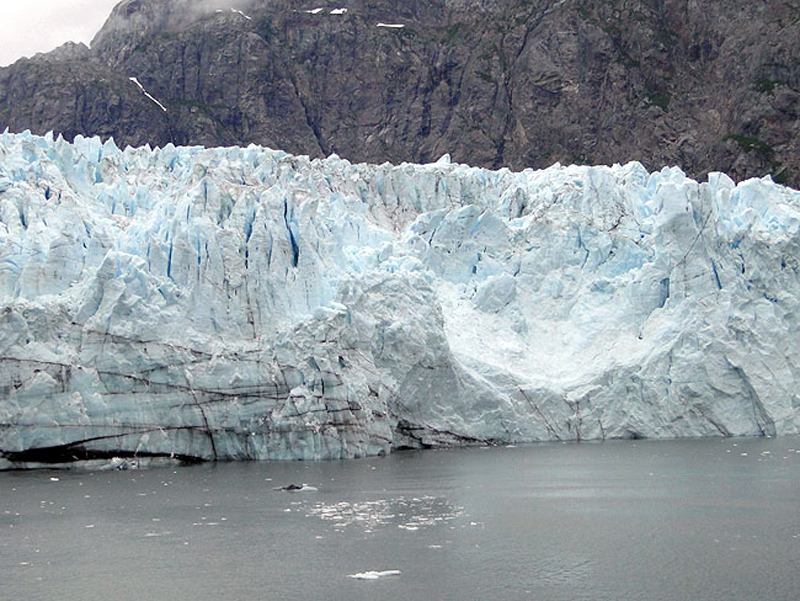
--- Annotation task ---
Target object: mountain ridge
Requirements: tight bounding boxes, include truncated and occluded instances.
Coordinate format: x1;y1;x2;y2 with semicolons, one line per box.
1;0;798;187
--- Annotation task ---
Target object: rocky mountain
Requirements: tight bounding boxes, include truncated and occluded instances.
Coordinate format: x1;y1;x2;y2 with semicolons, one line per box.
0;0;799;187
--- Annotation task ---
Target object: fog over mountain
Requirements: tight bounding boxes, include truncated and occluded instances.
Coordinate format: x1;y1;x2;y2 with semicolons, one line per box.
0;1;119;67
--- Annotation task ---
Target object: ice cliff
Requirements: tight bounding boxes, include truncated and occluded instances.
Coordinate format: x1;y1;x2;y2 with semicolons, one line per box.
1;130;799;466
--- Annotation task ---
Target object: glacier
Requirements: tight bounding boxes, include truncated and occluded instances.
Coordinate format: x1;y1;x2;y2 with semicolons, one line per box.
1;130;799;467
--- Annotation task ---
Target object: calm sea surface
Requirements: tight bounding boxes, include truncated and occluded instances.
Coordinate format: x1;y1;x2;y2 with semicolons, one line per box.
2;437;800;601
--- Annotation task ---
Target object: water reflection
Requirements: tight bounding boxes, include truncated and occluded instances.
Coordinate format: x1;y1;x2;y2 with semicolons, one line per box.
2;438;800;601
304;495;464;533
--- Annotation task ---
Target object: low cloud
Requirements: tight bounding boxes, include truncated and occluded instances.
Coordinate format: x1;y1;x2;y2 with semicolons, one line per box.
0;0;120;67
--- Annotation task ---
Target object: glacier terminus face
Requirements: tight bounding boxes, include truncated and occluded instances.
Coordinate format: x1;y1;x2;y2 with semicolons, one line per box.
1;130;799;467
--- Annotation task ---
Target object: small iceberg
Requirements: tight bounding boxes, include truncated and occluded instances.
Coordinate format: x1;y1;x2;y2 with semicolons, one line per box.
348;570;401;580
275;483;318;492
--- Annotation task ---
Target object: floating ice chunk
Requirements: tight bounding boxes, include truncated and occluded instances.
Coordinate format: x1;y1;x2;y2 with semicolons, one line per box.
348;570;401;580
330;8;348;15
305;8;324;14
276;483;318;492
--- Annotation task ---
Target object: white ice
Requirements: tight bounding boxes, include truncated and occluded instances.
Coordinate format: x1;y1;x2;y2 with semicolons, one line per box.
230;8;252;20
128;77;168;112
348;570;401;580
0;130;799;466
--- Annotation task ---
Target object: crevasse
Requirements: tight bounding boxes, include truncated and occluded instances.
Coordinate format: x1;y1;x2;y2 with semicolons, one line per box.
1;130;799;467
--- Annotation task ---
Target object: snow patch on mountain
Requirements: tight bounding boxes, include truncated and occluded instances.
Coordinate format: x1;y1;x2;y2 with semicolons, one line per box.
128;77;168;112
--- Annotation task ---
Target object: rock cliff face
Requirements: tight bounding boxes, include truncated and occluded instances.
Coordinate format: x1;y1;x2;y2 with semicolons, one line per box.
1;0;799;187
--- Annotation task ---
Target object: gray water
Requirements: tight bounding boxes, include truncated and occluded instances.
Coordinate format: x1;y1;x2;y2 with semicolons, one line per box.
2;437;800;601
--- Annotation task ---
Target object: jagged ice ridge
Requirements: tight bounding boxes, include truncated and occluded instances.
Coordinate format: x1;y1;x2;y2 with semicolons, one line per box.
1;130;799;467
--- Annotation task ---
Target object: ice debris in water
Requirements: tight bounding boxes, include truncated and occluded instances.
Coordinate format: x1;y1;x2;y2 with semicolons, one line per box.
305;496;463;532
1;129;800;466
348;570;401;580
